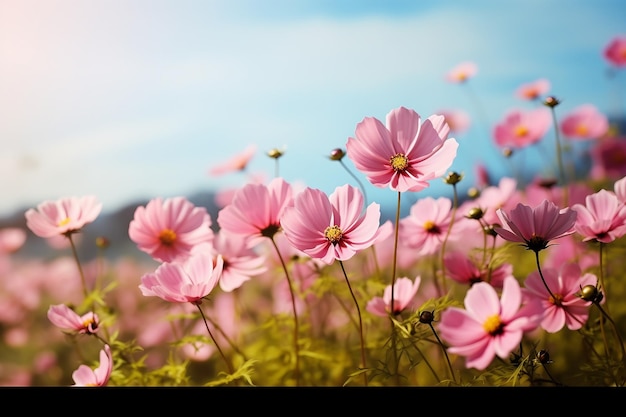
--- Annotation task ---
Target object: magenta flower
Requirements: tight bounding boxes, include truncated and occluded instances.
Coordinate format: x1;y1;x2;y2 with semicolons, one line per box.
443;251;513;289
48;304;99;334
209;144;257;176
445;61;477;83
492;108;551;148
139;250;223;305
25;196;102;238
280;184;381;265
514;78;551;101
560;104;609;140
128;196;215;263
589;136;626;180
438;276;542;370
72;344;113;387
345;106;459;193
603;35;626;67
494;199;577;253
366;276;421;317
571;189;626;243
399;196;456;256
217;177;294;247
522;263;595;333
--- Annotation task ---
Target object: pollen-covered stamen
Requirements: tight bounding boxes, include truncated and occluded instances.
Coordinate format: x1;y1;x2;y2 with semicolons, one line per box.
483;314;504;335
423;220;441;234
390;153;409;172
549;293;564;307
324;225;343;244
575;124;589;136
159;229;177;246
515;125;529;137
58;217;71;227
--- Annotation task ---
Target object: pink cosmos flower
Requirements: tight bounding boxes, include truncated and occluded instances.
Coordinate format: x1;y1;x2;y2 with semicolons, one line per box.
47;304;99;334
280;184;381;265
194;231;268;292
366;276;421;317
560;104;609;140
139;250;224;305
445;61;477;83
571;189;626;243
209;144;257;176
460;176;520;227
603;35;626;67
0;228;27;254
399;196;457;256
443;251;513;289
72;344;113;386
217;177;294;247
492;108;552;148
438;276;542;370
25;196;102;238
589;136;626;180
345;106;459;193
514;78;551;101
128;196;215;263
614;175;626;204
494;199;577;253
437;109;471;135
522;263;595;333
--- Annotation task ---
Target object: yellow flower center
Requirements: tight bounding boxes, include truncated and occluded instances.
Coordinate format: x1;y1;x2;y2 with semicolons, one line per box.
575;124;588;136
58;217;71;227
390;153;409;172
483;314;503;335
159;229;177;246
423;220;441;234
324;225;343;244
549;293;564;307
514;125;528;137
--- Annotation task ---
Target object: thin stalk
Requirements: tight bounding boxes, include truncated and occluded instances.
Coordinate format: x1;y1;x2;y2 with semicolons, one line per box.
338;260;368;386
196;303;234;375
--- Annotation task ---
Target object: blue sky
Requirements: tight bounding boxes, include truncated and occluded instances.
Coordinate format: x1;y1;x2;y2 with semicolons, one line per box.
1;0;625;218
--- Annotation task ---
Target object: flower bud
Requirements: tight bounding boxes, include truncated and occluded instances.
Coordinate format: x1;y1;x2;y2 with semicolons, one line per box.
329;148;345;161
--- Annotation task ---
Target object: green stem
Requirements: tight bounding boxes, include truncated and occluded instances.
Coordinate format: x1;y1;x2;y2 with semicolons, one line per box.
338;260;368;386
270;237;301;386
196;303;234;375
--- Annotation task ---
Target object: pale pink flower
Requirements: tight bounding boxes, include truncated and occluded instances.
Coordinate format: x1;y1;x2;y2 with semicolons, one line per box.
438;276;542;370
571;189;626;243
128;196;215;263
492;108;552;148
209;144;257;176
281;184;381;265
47;304;99;334
25;196;102;238
514;78;551;101
523;180;592;208
461;176;520;226
445;61;477;83
72;344;113;387
560;104;609;140
614;175;626;203
217;177;294;247
522;263;595;333
139;251;223;305
193;232;267;292
603;35;626;67
0;228;27;254
443;251;513;289
494;199;577;253
437;109;471;135
345;106;459;193
399;196;456;256
366;276;421;317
